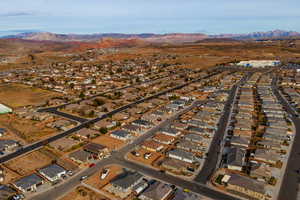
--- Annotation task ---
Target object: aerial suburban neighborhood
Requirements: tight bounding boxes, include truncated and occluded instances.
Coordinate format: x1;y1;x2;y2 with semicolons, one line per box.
1;50;300;200
1;1;300;200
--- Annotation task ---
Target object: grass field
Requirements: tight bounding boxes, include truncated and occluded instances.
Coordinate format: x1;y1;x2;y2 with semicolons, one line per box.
0;83;61;108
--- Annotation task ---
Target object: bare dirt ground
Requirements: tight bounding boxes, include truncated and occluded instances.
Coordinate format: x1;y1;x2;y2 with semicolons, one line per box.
0;83;61;108
127;148;162;166
0;114;57;142
91;135;125;151
61;186;110;200
3;150;52;176
84;165;123;190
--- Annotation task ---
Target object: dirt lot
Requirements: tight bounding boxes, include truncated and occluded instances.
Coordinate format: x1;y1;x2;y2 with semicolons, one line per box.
61;186;110;200
0;125;26;144
84;165;124;200
91;135;125;151
3;150;53;176
0;114;57;142
84;165;124;190
0;83;61;108
1;165;21;184
127;148;162;166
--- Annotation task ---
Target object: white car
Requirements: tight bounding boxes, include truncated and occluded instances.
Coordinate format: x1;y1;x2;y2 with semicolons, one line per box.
100;168;110;180
80;175;88;181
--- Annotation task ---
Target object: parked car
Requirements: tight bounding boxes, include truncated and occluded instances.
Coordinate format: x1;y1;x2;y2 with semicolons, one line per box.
100;168;110;180
80;175;88;181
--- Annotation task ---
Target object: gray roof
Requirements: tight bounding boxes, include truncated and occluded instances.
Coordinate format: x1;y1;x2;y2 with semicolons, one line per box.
168;149;195;161
161;127;179;136
140;181;173;200
226;147;246;167
176;140;203;152
173;188;200;200
14;174;43;190
0;185;16;199
227;173;266;194
39;164;66;179
84;142;106;154
230;136;251;147
184;133;203;142
122;124;140;131
0;128;6;134
0;140;18;151
132;119;152;127
111;130;130;138
69;150;90;163
186;126;205;133
111;171;143;190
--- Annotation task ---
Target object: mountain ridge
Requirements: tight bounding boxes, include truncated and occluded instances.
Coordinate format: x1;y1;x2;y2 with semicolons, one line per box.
1;30;299;43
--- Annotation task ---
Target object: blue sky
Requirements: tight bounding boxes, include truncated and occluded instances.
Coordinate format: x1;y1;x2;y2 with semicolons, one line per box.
0;0;300;36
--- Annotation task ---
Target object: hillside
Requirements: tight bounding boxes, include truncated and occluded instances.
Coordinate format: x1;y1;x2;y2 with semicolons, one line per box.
2;30;300;43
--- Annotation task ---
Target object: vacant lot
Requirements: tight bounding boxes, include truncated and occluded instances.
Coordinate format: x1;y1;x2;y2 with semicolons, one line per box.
92;135;125;151
0;114;57;142
1;165;20;184
85;165;124;190
0;83;61;108
127;148;162;166
4;150;52;176
61;186;110;200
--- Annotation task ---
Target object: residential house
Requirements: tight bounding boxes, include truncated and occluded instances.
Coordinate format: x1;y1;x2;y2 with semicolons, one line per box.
167;149;197;164
139;181;174;200
122;124;143;135
69;150;90;164
0;185;16;199
256;140;282;151
0;140;19;152
75;128;98;140
250;162;280;182
153;133;175;145
83;143;108;159
221;172;271;200
171;122;188;131
111;171;143;193
132;119;153;129
161;158;191;174
0;128;7;137
160;127;181;137
184;133;204;144
172;188;201;200
226;147;246;172
253;149;282;166
38;164;67;182
230;135;251;149
142;140;164;152
13;174;44;193
110;130;132;141
176;140;206;153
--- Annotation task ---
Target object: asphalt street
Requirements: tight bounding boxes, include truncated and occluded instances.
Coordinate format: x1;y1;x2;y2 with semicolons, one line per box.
44;109;88;123
272;77;300;200
0;71;219;164
194;73;250;184
31;100;239;200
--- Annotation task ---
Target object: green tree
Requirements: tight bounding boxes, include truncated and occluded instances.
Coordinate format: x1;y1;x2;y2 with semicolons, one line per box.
100;127;108;134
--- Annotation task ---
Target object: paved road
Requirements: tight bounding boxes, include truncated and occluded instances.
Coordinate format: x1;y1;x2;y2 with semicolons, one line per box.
0;71;220;164
31;101;239;200
272;77;300;200
44;109;88;123
194;73;250;184
37;68;202;113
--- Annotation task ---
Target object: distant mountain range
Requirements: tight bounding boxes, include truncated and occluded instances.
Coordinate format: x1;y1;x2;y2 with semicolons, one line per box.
1;30;300;43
